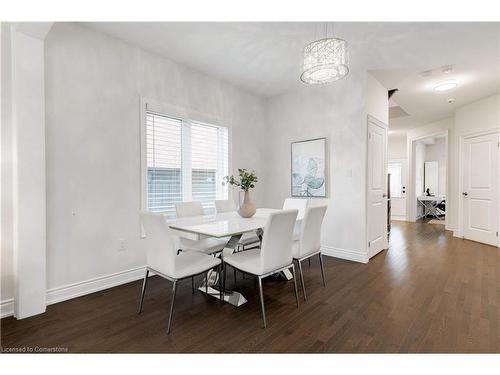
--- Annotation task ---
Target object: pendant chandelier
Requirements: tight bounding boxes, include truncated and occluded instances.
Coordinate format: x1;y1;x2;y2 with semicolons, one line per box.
300;23;349;84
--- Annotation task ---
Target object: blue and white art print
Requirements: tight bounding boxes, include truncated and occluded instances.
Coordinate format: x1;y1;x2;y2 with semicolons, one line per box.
291;138;327;198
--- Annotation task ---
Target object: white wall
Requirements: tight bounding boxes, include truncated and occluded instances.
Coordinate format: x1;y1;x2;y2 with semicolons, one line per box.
264;72;387;263
1;23;49;318
407;117;453;140
388;135;407;159
1;23;15;315
450;94;500;233
425;138;446;196
44;23;268;296
415;142;426;198
367;74;389;125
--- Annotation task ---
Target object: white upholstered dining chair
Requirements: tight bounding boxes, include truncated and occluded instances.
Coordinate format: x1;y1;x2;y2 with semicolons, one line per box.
283;198;309;240
214;199;235;214
292;205;328;301
222;209;300;328
175;201;204;218
174;201;227;255
138;212;222;334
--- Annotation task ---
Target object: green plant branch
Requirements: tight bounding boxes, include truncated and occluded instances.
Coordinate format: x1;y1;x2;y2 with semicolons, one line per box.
223;168;258;192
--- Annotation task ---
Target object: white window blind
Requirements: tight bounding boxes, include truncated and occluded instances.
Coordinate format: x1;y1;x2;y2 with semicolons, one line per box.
145;110;229;218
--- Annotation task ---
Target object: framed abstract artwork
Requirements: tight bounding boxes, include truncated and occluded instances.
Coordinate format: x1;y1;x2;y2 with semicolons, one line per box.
291;137;327;198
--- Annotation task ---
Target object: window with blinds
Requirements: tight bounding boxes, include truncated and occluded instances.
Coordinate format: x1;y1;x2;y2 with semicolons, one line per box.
145;110;229;218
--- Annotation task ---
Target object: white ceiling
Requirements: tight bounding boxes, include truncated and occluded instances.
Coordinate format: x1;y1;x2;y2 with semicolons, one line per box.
82;22;499;131
375;60;499;133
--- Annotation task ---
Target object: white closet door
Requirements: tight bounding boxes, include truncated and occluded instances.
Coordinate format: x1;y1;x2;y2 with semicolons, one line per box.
462;132;499;246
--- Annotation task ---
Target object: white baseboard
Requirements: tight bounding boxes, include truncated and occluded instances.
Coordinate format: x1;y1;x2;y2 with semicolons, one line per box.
1;298;14;319
391;215;407;221
47;266;146;305
1;266;147;319
321;245;369;264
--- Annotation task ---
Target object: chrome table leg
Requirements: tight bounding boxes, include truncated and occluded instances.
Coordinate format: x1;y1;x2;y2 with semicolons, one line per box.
197;234;248;307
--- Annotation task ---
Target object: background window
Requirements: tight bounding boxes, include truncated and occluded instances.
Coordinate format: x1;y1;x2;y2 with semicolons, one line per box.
145;110;228;217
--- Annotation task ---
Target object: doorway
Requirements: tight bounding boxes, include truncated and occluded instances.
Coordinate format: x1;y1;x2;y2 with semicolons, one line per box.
408;131;448;228
388;158;407;221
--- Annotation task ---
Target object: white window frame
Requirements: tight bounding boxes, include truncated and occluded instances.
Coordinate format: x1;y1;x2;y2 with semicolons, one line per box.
140;98;231;213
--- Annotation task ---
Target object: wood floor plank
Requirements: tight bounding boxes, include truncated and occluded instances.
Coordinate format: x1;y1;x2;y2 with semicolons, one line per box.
1;221;500;353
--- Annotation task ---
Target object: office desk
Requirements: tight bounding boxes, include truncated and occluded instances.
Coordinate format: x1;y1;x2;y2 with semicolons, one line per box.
417;195;445;220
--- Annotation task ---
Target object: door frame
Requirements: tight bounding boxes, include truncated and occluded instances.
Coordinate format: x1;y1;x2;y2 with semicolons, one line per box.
407;129;449;229
458;128;500;246
366;115;388;259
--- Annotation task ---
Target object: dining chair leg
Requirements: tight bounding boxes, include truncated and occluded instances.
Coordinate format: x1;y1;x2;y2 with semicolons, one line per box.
138;269;149;314
205;272;209;293
191;276;195;294
233;267;237;288
222;262;227;304
219;263;224;303
319;253;327;287
297;259;306;301
291;264;300;308
308;258;311;267
257;276;267;328
167;280;178;334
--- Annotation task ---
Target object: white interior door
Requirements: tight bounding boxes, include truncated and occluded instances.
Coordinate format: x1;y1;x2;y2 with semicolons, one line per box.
388;159;407;219
367;118;388;258
462;132;499;246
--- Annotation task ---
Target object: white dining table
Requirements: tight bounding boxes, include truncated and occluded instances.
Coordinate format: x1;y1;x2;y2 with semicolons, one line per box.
166;208;303;307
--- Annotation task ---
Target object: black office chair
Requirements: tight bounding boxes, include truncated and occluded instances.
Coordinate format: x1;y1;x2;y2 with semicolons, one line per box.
436;200;446;217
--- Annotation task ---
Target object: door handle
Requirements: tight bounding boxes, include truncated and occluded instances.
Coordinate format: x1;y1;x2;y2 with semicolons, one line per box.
462;192;468;196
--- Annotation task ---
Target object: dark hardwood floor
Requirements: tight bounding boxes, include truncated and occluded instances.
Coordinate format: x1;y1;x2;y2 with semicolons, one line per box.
1;221;499;353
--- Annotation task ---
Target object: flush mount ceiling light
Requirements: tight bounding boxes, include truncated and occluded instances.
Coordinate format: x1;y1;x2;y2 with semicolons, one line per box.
434;79;458;92
301;24;349;84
